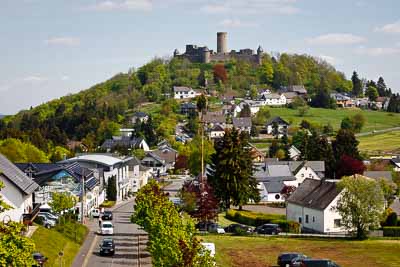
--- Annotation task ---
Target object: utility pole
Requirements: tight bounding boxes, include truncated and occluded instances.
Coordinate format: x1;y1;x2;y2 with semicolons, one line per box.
81;169;85;224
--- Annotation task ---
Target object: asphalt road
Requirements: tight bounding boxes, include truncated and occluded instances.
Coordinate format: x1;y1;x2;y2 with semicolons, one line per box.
162;178;187;196
83;200;151;267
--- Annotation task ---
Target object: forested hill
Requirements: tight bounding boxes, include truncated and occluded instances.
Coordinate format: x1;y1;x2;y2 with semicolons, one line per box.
0;52;374;153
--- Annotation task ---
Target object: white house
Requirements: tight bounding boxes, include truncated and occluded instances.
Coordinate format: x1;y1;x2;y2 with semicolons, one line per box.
208;125;225;139
141;152;168;175
0;153;39;223
289;145;301;160
258;181;286;202
131;111;149;124
232;117;252;134
292;162;321;186
174;86;199;99
61;154;133;202
260;93;287;106
264;116;290;137
287;179;345;233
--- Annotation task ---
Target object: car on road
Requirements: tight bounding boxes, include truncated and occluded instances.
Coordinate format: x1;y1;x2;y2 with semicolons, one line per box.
208;223;225;234
38;212;59;221
299;259;341;267
91;208;101;218
277;253;308;267
224;224;253;234
100;221;114;235
32;252;47;267
36;215;56;228
256;223;282;235
101;211;113;220
99;238;115;256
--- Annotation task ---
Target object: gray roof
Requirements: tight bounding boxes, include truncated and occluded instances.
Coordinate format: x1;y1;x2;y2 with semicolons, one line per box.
363;171;393;181
282;92;299;99
254;163;296;182
232;117;252;128
287;179;341;210
263;181;285;193
265;116;290;126
203;112;226;124
265;161;325;173
174;86;193;92
133;111;148;118
101;137;145;150
261;93;281;99
0;153;39;195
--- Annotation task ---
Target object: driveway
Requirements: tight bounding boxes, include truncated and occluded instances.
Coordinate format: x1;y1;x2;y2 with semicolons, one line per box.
72;199;151;267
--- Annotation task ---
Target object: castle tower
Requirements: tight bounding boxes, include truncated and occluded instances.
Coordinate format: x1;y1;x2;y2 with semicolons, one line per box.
202;46;211;63
217;32;228;54
257;45;263;65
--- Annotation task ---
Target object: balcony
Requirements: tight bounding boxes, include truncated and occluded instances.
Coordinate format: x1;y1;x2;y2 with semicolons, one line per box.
22;203;40;225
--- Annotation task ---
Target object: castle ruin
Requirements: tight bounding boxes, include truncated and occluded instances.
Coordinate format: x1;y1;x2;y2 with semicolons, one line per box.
173;32;263;65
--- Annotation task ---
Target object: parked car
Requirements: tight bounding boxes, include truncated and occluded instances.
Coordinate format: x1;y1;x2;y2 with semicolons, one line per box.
91;208;101;218
256;224;282;235
208;223;225;234
277;253;308;267
38;212;59;221
300;259;341;267
291;256;310;267
32;252;47;267
99;238;115;256
101;211;113;221
36;215;56;228
224;224;253;234
100;221;114;235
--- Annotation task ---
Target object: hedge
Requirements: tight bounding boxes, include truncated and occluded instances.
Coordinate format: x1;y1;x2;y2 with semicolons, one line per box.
100;200;116;208
383;227;400;237
226;209;300;233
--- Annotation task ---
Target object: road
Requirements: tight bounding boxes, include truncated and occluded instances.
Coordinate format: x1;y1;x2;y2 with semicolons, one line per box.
162;177;187;196
75;199;151;267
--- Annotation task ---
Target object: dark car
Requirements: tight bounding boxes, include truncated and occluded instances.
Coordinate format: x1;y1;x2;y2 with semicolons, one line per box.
277;253;307;267
32;252;47;267
101;211;113;220
224;224;253;234
300;259;341;267
99;238;115;256
256;223;282;235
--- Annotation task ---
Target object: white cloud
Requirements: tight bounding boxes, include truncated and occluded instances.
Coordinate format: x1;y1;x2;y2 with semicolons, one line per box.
61;75;70;81
356;47;400;56
220;19;258;28
306;33;366;45
374;20;400;34
45;37;80;46
201;0;300;15
88;0;152;11
23;76;48;83
319;55;338;65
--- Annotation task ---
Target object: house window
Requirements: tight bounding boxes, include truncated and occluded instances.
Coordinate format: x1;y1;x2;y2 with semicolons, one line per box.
301;174;304;178
334;219;341;228
305;215;309;223
298;217;302;223
312;216;315;223
275;194;280;200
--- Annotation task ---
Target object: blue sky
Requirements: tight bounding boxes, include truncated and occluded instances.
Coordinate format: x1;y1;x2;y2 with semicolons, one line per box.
1;0;400;114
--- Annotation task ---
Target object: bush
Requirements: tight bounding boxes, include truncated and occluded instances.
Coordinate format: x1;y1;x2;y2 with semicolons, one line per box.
54;221;88;244
385;212;398;226
100;200;116;208
383;227;400;237
226;209;300;233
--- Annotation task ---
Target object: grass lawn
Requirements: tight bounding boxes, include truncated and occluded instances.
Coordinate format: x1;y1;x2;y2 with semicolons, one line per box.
32;226;82;267
217;213;237;227
200;235;400;267
269;107;400;133
251;142;270;150
358;131;400;154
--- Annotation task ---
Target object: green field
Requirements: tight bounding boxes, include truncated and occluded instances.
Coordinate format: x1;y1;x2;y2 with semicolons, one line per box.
201;235;400;267
358;131;400;154
32;224;87;267
269;108;400;133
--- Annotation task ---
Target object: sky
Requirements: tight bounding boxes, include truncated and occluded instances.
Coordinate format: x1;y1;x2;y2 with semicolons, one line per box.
1;0;400;114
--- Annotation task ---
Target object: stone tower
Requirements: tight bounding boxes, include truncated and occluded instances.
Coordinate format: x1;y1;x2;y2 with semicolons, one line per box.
257;45;263;65
202;46;211;63
217;32;228;54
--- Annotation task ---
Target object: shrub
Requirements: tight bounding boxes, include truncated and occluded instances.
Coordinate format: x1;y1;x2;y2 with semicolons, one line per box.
225;209;300;233
383;227;400;237
385;212;398;226
54;221;88;244
100;200;116;208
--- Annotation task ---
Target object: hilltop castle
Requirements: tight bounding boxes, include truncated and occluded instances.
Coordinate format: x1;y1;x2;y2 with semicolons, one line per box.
173;32;263;65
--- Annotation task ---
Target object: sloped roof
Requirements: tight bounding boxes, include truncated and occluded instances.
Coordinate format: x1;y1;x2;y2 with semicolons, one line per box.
174;86;193;92
232;117;252;128
287;179;341;210
61;154;126;167
254;163;296;182
261;93;281;99
152;149;177;165
265;116;290;126
133;111;148;118
0;153;39;195
210;124;225;132
180;102;197;109
203;112;226;124
282;92;299;99
263;181;285;193
363;171;393;181
101;137;145;150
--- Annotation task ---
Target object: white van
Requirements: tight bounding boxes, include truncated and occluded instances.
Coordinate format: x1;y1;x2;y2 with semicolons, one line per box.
101;221;114;235
91;208;100;218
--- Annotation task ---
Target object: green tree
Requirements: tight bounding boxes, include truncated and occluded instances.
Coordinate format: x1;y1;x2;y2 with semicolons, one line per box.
332;129;361;161
208;129;260;209
258;59;274;84
365;86;378;101
0;138;49;163
239;104;251;117
297;106;309;117
377;77;387;97
106;175;117;201
249;85;258;100
187;136;215;176
377;178;397;207
49;192;75;221
351;71;363;97
253;106;270;125
335;176;385;239
196;94;207;113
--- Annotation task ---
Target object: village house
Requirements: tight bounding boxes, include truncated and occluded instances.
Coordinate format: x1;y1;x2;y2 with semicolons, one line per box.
264;116;290;137
208;124;226;139
0;154;39;224
259;93;287;106
131;111;149;124
101;136;150;152
203;111;226;127
280;85;308;96
16;162;103;216
331;93;355;108
281;92;299;104
180;102;197;117
173;86;199;99
232;117;252;134
61;154;135;202
141;152;168;176
375;97;390;110
287;179;345;234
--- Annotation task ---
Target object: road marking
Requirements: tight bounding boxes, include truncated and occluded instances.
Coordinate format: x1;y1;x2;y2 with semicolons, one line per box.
82;232;99;267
